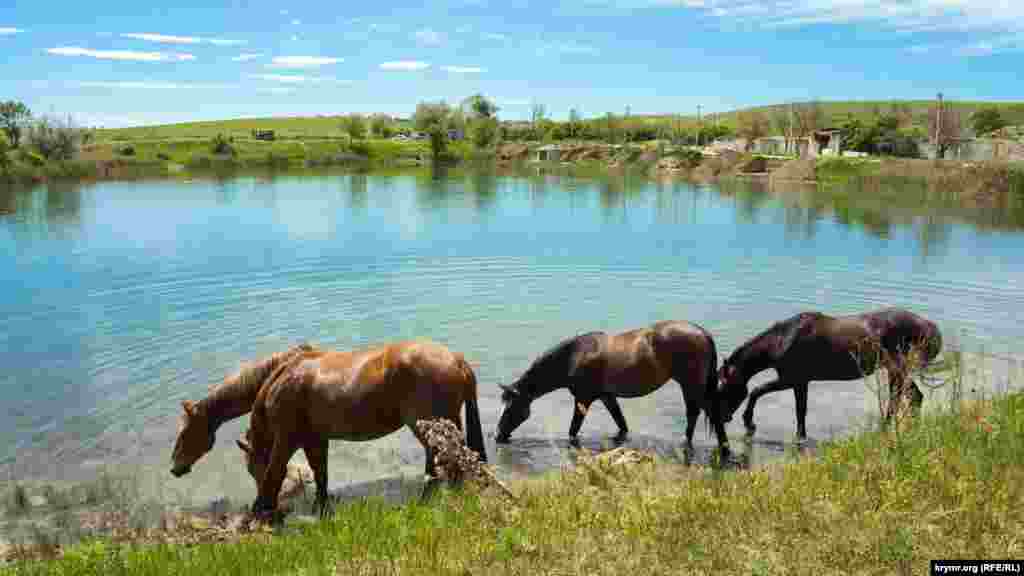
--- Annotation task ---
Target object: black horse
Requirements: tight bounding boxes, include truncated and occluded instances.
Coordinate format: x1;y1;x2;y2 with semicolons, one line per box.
718;308;943;439
495;321;730;455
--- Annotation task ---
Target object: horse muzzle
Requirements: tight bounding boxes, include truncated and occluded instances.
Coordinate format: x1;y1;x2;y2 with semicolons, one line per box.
170;464;191;477
494;432;511;444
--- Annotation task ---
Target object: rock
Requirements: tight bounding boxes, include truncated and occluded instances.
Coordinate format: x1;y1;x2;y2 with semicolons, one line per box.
28;495;47;508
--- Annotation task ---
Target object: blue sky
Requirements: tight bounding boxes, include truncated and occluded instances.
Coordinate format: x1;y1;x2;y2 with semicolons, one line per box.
2;0;1023;127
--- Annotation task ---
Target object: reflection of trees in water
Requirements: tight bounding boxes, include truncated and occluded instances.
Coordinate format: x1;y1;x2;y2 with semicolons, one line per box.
597;171;647;221
467;168;497;214
718;178;772;224
214;179;238;206
915;214;952;263
348;174;368;213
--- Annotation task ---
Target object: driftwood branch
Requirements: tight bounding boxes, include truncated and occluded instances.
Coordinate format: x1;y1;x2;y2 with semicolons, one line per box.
415;418;519;502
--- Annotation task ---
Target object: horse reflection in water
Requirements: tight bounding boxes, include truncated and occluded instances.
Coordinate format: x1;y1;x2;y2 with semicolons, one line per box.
494;320;731;458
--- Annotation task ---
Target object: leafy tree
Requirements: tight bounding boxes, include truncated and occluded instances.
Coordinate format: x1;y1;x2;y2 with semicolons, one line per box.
414;101;452;160
530;103;546;139
470;117;498;149
970;107;1006;136
463;94;499;120
369;114;394;138
567;108;582;139
341;114;366;141
0;101;31;148
27;115;83;160
0;136;10;177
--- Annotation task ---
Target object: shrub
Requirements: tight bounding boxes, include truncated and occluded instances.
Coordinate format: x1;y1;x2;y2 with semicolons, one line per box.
118;145;136;157
210;133;235;156
26;115;83;161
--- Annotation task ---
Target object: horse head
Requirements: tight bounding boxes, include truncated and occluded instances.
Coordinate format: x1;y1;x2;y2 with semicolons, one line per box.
717;362;749;423
170;400;214;477
495;382;531;443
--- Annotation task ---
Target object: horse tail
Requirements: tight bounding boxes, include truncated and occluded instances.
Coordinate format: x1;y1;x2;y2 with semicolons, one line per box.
703;328;720;440
458;357;488;464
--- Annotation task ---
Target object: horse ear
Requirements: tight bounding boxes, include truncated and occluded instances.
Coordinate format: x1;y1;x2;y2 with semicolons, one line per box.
182;400;196;417
236;439;251;454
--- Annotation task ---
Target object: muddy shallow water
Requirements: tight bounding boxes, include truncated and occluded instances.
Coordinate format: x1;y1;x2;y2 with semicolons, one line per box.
2;168;1023;521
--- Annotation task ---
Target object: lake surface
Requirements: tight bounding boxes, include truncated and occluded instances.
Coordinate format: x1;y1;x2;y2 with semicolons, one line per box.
2;167;1024;507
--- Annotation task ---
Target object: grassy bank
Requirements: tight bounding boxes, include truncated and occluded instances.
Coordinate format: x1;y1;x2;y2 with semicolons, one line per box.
5;385;1023;575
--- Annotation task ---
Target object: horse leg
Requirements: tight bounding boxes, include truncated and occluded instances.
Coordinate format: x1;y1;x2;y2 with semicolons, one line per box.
601;396;629;444
793;380;810;441
678;383;701;450
254;435;297;522
568;397;593;448
743;378;794;436
302;438;330;518
409;424;441;501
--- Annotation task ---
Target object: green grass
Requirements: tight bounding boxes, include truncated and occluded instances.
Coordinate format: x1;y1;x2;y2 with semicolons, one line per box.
6;387;1024;575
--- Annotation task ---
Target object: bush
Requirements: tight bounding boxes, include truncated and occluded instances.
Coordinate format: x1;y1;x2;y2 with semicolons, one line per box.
19;148;46;166
26;115;83;161
118;145;136;157
210;134;235;156
0;137;10;177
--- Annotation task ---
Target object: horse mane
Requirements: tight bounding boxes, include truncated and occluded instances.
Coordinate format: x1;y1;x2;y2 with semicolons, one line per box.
729;312;818;365
202;342;318;423
503;332;602;402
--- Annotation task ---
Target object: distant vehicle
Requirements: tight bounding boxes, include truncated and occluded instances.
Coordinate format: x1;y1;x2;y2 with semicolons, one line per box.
392;134;410;141
252;129;276;141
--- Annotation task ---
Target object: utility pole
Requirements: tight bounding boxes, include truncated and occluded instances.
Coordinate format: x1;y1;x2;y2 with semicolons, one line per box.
697;104;702;147
935;92;943;146
788;102;795;156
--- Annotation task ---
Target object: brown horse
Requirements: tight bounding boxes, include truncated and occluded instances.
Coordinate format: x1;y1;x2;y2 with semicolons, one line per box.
494;321;731;455
237;339;486;517
718;308;943;440
170;342;318;477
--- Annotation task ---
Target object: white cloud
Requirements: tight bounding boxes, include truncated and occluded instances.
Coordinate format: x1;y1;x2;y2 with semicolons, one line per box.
535;41;599;56
248;73;351;85
380;60;430;71
441;65;485;74
291;19;302;25
482;32;507;41
268;55;343;68
582;0;1024;38
414;28;446;46
121;33;200;44
231;53;263;62
78;81;237;90
0;27;24;35
291;34;300;41
120;33;246;46
46;46;196;62
280;9;289;15
208;38;246;46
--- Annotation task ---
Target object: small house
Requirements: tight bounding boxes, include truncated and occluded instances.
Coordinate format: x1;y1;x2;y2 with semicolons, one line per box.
253;129;276;141
533;144;561;162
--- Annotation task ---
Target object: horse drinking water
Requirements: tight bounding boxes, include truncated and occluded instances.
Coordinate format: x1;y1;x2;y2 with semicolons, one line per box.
171;342;318;478
237;339;486;518
494;321;730;455
717;308;943;440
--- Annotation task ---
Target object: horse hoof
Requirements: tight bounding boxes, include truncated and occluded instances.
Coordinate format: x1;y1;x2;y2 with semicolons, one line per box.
568;437;581;449
612;434;629;445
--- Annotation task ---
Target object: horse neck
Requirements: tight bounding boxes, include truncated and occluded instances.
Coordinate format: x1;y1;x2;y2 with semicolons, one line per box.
200;376;261;431
738;338;777;379
517;371;566;401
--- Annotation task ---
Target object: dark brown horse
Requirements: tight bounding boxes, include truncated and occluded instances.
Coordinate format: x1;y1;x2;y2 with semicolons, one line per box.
238;339;486;518
171;343;317;478
717;308;943;440
495;321;730;455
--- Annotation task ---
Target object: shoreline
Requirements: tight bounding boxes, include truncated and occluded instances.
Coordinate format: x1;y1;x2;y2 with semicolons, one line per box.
3;139;1022;203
